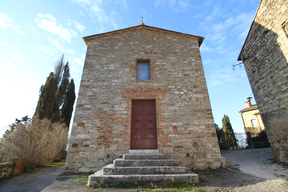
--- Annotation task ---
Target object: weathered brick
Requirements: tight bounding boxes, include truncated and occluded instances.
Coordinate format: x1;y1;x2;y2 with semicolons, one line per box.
66;25;221;173
239;0;288;163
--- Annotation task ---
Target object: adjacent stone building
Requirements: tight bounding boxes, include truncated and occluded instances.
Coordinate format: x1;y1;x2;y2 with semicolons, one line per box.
66;24;221;173
239;98;265;137
238;0;288;163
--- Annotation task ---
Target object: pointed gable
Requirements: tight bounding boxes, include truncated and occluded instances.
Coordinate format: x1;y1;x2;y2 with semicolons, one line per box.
82;24;204;46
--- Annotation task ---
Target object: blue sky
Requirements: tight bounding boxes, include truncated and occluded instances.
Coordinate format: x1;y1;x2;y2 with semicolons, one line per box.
0;0;260;137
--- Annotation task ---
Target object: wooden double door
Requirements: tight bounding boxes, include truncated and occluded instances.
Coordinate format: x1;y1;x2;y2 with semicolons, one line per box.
131;100;157;149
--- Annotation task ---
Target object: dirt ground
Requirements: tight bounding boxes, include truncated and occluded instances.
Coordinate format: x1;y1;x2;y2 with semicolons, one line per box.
0;148;287;192
198;148;288;192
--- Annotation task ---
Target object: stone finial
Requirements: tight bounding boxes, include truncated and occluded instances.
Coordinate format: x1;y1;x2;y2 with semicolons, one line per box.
245;98;252;107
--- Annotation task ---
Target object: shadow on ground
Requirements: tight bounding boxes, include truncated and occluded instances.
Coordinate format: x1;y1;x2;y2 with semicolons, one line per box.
197;168;267;191
0;165;287;192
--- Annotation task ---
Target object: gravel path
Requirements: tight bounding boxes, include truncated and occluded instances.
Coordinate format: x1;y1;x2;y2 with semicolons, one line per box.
222;148;288;180
0;148;287;192
198;148;288;192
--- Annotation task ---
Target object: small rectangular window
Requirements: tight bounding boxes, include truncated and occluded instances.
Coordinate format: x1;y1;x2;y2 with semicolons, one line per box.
137;61;150;80
251;119;258;127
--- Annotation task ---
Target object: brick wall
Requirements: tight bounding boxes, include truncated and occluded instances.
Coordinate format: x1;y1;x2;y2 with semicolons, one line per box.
0;158;26;178
66;25;221;173
240;0;288;163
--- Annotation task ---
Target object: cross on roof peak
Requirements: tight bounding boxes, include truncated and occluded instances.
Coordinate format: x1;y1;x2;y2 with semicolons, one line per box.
140;16;145;25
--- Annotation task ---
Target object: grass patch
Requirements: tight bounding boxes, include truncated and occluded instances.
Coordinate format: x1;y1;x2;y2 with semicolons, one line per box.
59;172;84;176
24;165;40;174
56;177;70;181
46;159;66;167
228;167;241;172
57;172;93;182
70;172;93;181
89;181;205;191
107;181;145;188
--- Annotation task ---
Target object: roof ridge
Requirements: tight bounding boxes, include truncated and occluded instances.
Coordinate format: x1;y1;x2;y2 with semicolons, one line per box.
82;24;204;46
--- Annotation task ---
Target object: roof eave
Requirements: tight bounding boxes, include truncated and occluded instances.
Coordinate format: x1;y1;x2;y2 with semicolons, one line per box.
82;24;204;47
239;105;258;113
238;0;264;61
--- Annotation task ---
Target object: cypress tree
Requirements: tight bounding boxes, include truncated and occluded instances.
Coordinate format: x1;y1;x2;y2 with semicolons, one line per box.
222;115;237;148
34;55;70;123
60;79;76;129
58;62;70;106
35;72;59;121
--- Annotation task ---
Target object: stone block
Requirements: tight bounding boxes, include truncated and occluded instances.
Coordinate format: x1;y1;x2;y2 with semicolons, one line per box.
66;24;221;172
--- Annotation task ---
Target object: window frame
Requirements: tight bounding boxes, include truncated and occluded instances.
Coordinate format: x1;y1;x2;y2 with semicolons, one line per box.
136;60;151;81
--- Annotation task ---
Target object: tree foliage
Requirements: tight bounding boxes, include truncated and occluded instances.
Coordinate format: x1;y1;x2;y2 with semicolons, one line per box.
215;123;227;150
35;72;59;122
0;55;75;164
1;116;31;142
34;55;75;126
60;79;76;128
222;115;237;149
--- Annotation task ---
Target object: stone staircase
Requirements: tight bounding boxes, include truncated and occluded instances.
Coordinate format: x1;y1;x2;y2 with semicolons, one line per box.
88;150;199;187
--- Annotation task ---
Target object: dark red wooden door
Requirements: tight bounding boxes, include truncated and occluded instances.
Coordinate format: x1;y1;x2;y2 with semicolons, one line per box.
131;100;157;149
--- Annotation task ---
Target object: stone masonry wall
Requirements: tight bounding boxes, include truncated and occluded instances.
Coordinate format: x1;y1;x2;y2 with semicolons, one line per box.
66;26;221;173
240;0;288;163
0;162;14;178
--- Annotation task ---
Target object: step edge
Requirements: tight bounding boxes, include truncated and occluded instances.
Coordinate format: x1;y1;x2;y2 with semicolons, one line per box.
90;173;199;177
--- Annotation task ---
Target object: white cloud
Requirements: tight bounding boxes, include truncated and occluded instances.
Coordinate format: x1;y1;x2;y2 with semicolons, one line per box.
11;52;19;59
207;67;242;93
206;3;222;21
71;0;120;30
0;42;20;48
64;19;83;33
0;42;6;47
204;11;254;45
109;11;118;29
35;13;74;43
200;42;220;53
68;54;85;67
0;13;11;30
74;58;83;66
66;49;76;55
81;53;85;60
49;37;76;55
74;21;85;32
18;31;26;35
154;0;191;12
0;13;26;35
193;14;202;19
38;45;56;56
121;0;128;11
49;37;63;49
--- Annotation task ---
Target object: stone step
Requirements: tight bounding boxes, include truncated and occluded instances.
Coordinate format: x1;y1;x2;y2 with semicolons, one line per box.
113;159;174;167
88;170;199;187
129;149;159;154
123;153;164;160
102;164;186;175
87;152;199;187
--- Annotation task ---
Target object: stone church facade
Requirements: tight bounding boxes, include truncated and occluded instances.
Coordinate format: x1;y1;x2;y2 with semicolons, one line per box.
66;24;221;173
238;0;288;163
